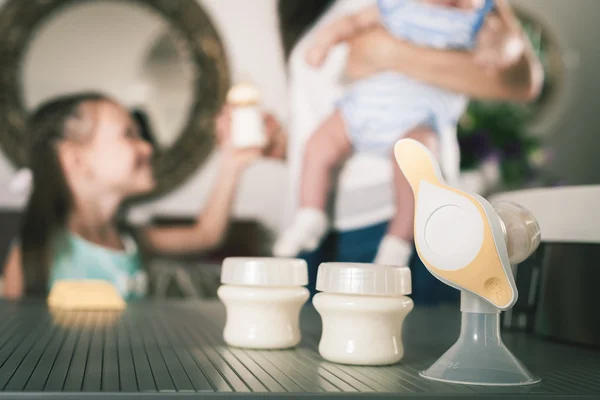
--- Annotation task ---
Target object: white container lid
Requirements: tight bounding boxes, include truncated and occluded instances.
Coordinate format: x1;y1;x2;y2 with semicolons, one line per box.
221;257;308;287
316;263;411;296
227;83;260;104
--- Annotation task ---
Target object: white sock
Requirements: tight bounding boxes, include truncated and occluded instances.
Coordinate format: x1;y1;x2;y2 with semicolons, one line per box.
273;208;328;257
374;235;413;267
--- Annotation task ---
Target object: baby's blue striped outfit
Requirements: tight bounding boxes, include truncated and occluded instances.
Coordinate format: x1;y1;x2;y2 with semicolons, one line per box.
338;0;494;154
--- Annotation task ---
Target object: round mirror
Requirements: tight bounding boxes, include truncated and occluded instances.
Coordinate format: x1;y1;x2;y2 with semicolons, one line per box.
138;30;196;149
0;0;229;197
516;6;565;132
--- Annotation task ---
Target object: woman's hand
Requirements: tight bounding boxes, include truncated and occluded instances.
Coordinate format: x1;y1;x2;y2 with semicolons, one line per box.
215;105;287;160
474;13;525;72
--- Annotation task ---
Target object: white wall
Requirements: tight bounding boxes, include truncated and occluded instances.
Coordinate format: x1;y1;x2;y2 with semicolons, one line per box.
0;0;599;231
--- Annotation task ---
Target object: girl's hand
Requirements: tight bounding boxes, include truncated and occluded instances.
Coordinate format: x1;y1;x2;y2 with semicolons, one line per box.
215;105;287;160
262;113;287;160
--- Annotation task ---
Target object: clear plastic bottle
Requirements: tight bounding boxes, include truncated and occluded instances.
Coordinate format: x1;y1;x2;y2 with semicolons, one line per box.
313;263;413;365
218;257;309;349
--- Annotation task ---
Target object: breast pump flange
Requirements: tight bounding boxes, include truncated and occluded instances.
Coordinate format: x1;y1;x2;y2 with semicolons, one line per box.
395;139;541;386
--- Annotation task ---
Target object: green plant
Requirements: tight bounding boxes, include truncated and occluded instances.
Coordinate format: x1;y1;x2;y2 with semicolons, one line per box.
457;13;554;189
458;102;541;188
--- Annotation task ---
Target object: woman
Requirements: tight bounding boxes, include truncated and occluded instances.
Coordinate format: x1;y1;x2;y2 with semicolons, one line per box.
219;0;543;299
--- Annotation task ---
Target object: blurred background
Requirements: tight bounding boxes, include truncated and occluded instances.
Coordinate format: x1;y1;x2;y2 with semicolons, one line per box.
0;0;598;306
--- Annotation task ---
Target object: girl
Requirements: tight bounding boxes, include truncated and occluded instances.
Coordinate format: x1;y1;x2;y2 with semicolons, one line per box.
3;92;260;299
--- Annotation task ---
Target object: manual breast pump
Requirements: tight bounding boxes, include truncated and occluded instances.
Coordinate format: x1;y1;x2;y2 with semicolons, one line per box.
395;138;542;386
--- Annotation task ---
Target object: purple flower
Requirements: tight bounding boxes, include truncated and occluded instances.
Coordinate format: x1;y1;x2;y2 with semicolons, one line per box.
486;150;502;163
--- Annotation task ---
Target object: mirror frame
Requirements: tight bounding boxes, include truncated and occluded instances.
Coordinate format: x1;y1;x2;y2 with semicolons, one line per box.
513;6;565;131
0;0;229;198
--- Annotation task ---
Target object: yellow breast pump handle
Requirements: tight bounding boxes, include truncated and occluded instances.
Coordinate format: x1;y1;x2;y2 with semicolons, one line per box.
394;139;516;309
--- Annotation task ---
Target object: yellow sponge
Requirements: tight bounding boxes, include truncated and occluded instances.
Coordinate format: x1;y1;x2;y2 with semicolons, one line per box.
47;280;126;311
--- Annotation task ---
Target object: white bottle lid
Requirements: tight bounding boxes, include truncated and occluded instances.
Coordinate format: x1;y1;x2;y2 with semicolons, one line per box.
221;257;308;287
316;263;412;296
227;83;260;104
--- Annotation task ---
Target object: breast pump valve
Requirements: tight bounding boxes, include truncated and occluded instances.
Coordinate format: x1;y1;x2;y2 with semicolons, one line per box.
494;201;541;265
394;139;541;386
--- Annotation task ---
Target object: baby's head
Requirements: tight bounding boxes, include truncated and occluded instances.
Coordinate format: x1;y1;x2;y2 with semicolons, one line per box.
421;0;485;10
28;93;155;204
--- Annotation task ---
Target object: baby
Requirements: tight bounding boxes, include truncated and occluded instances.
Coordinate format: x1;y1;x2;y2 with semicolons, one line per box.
273;0;496;265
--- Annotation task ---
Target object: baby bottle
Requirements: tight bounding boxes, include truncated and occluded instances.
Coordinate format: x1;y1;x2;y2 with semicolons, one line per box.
313;262;413;365
227;83;267;149
218;257;309;349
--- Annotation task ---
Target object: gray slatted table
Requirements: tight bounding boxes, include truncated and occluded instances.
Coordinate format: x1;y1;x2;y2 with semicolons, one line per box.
0;300;598;399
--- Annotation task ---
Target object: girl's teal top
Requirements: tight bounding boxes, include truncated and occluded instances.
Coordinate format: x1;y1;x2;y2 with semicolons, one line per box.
48;232;147;300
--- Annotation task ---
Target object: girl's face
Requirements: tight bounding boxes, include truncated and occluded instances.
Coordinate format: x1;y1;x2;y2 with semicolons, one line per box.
71;100;155;197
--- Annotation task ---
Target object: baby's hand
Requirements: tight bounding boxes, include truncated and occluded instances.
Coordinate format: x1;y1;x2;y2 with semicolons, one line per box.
474;13;525;72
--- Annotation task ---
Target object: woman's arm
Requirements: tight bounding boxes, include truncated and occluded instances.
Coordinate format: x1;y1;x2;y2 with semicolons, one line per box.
141;149;260;255
349;26;543;102
3;245;24;299
306;4;380;66
370;0;543;101
310;0;543;102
